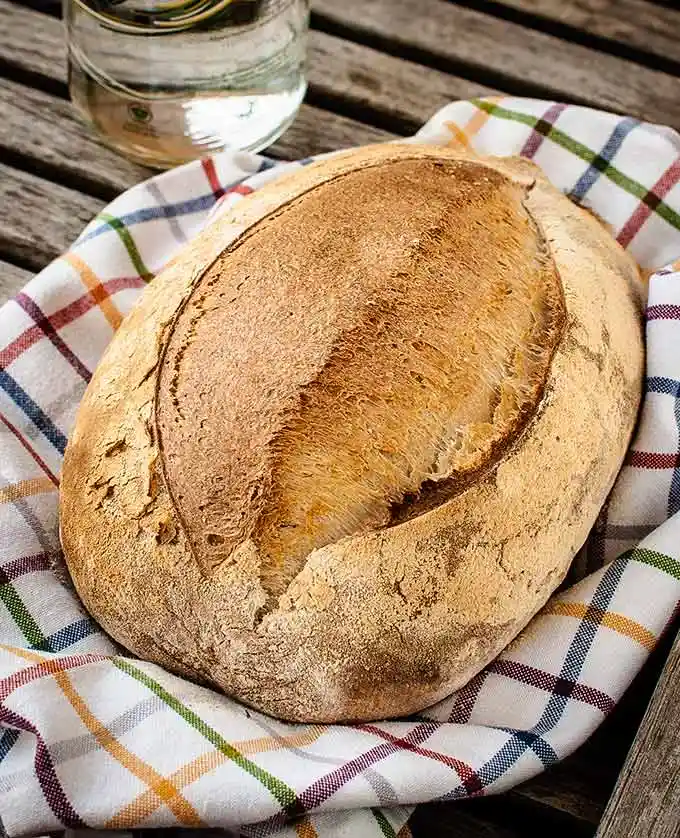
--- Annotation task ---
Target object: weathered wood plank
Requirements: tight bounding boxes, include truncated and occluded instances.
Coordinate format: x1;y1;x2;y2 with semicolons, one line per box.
307;30;497;129
477;0;680;63
0;78;152;197
312;0;680;129
596;628;680;838
6;0;679;134
0;163;104;271
0;94;389;277
19;0;680;63
0;0;491;137
0;0;66;84
0;259;32;306
273;105;396;157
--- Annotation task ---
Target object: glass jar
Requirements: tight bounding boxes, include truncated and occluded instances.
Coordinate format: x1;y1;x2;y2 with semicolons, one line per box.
65;0;309;168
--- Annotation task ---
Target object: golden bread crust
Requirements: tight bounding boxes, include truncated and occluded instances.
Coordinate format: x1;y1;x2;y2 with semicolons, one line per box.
60;144;643;722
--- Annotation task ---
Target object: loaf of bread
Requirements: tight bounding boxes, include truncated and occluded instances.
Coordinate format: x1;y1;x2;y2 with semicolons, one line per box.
60;144;644;722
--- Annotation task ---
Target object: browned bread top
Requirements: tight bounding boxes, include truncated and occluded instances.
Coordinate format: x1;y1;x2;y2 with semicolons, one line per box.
157;157;565;603
60;144;643;722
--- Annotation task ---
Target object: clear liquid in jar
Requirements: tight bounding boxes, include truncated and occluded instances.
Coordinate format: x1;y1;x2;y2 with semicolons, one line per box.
65;0;309;168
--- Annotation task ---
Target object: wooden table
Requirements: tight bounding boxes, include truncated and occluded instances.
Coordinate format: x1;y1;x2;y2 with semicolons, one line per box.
0;1;678;836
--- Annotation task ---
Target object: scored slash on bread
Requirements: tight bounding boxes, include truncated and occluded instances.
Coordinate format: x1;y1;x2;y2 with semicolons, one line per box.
60;145;643;722
157;158;564;599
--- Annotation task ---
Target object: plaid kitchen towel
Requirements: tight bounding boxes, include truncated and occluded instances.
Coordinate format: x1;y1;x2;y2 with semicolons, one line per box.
1;97;680;838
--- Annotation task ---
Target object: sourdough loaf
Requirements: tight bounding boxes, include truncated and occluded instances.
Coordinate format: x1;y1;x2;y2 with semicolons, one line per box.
60;144;644;722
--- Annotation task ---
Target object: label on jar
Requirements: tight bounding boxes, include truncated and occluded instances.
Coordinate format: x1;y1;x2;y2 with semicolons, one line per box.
122;101;159;137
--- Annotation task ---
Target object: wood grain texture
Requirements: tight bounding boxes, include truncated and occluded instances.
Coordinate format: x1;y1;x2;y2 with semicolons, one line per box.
0;0;67;83
596;628;680;838
312;0;680;129
307;30;497;129
0;78;152;197
487;0;680;62
0;259;32;306
270;106;396;158
0;163;104;271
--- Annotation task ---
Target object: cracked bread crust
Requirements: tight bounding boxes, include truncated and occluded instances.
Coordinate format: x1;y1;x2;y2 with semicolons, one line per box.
59;144;644;722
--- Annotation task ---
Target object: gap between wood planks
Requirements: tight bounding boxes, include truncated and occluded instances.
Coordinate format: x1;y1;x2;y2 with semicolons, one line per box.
441;0;680;76
2;0;495;143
